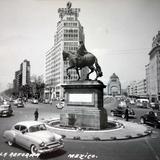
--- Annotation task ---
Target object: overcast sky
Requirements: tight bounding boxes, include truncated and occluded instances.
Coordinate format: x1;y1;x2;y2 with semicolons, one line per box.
0;0;160;92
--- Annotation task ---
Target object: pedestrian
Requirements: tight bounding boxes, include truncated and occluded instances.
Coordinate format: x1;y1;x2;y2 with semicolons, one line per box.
125;106;129;121
34;108;39;121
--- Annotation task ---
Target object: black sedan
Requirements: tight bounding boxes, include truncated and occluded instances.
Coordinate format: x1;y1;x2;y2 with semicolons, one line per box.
110;106;136;119
140;111;160;128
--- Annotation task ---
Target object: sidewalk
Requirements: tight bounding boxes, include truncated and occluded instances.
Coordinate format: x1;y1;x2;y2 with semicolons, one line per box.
41;115;152;141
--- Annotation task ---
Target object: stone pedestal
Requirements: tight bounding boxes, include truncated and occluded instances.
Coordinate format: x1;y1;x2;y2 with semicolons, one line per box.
60;80;108;130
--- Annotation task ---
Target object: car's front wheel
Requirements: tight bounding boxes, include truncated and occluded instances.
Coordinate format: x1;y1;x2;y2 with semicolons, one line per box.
140;117;145;124
7;140;13;146
30;145;38;155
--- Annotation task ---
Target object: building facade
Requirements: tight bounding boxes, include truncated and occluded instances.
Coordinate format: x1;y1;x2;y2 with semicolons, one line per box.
136;79;147;98
127;81;137;97
13;59;31;96
13;70;22;94
20;59;31;86
45;2;88;100
127;79;147;98
145;31;160;102
107;73;121;96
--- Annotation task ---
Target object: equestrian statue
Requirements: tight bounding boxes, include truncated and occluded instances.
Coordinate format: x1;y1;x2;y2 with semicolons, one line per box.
62;41;103;80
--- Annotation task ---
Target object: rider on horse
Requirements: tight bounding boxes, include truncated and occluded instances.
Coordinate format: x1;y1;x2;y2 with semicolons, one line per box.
76;41;87;65
77;41;87;56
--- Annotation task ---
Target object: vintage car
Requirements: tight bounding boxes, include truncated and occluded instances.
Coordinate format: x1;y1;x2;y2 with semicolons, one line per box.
0;104;13;117
17;101;24;108
43;99;50;104
3;121;64;155
136;99;149;108
149;102;159;110
56;100;65;109
118;101;127;108
140;111;160;128
110;106;136;119
31;99;38;104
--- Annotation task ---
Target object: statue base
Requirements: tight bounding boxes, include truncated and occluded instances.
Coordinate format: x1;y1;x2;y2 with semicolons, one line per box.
60;80;108;130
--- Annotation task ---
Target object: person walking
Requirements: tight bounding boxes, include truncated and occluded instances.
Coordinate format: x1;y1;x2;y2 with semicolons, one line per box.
125;106;129;121
34;108;39;121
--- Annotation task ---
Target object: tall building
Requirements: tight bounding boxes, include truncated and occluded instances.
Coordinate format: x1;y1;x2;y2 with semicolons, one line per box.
136;79;147;98
127;81;137;97
107;73;121;96
13;59;31;96
20;59;31;86
127;79;147;98
45;2;88;99
146;31;160;102
13;70;22;94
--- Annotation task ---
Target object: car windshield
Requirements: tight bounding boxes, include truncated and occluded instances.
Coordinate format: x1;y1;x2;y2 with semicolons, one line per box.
29;124;47;132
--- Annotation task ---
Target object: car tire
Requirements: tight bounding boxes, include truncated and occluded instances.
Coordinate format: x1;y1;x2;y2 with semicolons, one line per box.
122;114;125;119
140;118;145;124
111;111;114;116
7;140;13;146
30;145;38;155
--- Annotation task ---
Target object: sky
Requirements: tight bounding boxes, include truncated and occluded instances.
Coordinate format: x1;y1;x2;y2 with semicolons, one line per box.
0;0;160;92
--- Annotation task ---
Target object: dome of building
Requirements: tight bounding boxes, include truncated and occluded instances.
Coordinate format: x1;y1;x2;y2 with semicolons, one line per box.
107;73;121;96
110;73;119;79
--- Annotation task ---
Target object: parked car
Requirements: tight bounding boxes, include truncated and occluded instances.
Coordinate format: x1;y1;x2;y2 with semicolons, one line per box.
13;98;22;106
129;99;135;105
32;99;38;104
136;101;149;108
136;99;149;108
110;106;136;119
56;101;64;109
150;102;159;110
43;99;50;104
3;100;10;105
140;111;160;128
3;121;64;155
17;101;24;108
0;104;13;117
118;101;127;108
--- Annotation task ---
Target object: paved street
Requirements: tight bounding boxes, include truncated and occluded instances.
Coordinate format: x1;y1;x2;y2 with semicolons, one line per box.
0;101;160;160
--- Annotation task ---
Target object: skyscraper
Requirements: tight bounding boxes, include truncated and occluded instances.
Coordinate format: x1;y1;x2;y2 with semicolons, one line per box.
45;2;88;99
13;59;31;96
20;59;31;86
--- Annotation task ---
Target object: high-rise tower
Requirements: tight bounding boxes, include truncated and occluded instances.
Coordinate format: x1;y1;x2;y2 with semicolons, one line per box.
45;2;88;99
20;59;30;86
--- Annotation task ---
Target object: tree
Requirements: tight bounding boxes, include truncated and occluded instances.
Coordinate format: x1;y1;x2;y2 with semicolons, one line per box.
31;75;45;99
19;84;31;98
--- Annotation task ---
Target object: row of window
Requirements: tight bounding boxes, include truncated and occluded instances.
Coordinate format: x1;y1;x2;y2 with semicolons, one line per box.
64;76;77;80
64;29;78;33
64;34;78;38
64;22;78;27
64;42;78;46
64;37;78;41
64;47;78;51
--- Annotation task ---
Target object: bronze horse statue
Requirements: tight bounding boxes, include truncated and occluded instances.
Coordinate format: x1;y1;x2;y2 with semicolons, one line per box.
62;50;103;80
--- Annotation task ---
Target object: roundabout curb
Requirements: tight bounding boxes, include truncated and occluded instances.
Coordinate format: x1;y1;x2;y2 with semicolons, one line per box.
42;116;152;141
